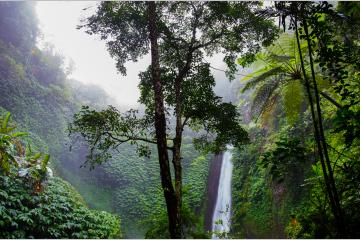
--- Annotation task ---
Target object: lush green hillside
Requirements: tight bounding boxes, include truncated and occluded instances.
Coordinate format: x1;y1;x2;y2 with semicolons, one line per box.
0;2;211;238
0;1;117;217
103;139;211;237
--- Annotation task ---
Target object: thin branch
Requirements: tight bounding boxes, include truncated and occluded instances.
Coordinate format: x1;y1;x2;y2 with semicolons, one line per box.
327;143;354;161
318;91;343;109
192;34;222;50
132;136;157;145
181;116;190;130
203;59;248;77
105;131;175;151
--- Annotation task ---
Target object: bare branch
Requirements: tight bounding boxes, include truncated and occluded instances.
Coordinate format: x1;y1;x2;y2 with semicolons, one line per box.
181;116;190;130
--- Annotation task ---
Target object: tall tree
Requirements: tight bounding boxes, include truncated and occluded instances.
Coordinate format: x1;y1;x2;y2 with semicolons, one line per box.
146;2;180;238
71;2;277;237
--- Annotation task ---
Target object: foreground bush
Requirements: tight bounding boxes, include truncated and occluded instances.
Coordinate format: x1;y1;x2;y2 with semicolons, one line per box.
0;112;121;238
0;175;122;238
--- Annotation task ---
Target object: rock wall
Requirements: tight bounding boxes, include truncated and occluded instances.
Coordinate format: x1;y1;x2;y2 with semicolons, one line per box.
204;153;223;231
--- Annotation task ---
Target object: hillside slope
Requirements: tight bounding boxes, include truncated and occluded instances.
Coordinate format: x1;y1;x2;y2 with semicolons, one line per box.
0;2;212;237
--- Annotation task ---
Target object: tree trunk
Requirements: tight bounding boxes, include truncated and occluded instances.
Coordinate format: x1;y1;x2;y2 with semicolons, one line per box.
147;2;181;238
294;12;340;235
171;45;195;238
173;72;184;236
173;126;183;237
302;16;346;237
318;90;342;109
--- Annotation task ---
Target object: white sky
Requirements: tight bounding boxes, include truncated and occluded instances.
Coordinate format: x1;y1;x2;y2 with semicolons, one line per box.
35;1;237;108
36;1;150;109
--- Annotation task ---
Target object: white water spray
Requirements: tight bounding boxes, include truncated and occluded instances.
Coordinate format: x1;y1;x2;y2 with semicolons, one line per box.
212;147;233;238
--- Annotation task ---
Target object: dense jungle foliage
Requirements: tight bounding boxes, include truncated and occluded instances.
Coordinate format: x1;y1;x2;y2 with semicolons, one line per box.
0;2;214;238
1;1;360;239
230;2;360;238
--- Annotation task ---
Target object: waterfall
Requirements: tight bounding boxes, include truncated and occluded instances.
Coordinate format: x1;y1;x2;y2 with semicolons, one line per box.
212;147;233;238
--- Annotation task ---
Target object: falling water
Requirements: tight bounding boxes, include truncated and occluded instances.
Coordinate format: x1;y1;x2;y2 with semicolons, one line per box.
212;147;233;238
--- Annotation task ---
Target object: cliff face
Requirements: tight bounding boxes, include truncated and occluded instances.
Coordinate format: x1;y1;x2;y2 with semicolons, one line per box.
204;153;223;231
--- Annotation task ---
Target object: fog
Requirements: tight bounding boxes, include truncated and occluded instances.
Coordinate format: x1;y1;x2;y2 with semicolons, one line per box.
36;1;244;108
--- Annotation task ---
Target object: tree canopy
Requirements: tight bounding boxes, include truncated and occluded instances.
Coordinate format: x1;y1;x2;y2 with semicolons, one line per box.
73;1;279;163
70;2;279;237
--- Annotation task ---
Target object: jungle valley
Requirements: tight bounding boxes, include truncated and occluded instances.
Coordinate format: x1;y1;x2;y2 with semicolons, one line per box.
0;1;360;239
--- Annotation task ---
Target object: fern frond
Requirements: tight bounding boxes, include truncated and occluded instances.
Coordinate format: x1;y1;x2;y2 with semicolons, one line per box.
31;153;42;164
281;80;305;125
242;67;283;93
259;94;279;126
250;78;280;120
241;65;272;82
8;153;18;167
268;54;292;63
11;132;28;138
13;139;25;157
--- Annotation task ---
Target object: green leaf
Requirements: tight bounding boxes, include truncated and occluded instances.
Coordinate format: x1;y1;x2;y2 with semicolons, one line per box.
32;153;42;161
1;112;11;131
11;132;28;138
41;154;50;172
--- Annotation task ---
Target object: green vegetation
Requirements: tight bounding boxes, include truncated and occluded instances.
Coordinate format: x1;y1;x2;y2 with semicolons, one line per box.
72;2;277;237
1;1;360;239
88;139;212;238
0;112;121;238
0;175;122;239
231;126;311;238
231;2;360;239
0;3;213;236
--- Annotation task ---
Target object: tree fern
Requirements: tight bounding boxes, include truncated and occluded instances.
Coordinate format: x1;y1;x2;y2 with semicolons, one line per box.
242;67;283;93
238;33;338;125
250;77;280;120
281;80;304;125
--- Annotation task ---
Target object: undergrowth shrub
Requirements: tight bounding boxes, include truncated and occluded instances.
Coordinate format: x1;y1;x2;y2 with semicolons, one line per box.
0;112;122;239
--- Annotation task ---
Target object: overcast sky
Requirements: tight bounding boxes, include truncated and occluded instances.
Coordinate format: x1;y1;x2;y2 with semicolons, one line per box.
36;1;151;108
35;1;242;109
